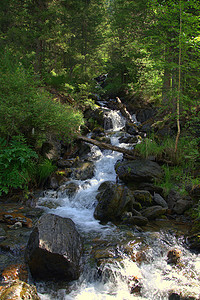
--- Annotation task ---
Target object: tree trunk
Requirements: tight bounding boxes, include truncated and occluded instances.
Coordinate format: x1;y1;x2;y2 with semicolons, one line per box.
77;135;135;158
116;97;134;124
175;0;182;153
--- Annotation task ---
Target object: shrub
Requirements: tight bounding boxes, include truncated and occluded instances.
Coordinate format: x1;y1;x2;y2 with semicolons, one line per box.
36;158;57;187
0;136;38;195
0;50;83;143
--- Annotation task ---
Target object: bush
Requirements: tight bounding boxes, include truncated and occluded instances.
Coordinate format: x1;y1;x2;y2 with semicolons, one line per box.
0;136;38;195
36;158;57;187
135;134;199;168
0;50;83;143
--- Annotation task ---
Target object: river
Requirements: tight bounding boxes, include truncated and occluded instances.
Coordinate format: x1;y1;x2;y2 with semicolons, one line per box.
35;105;200;300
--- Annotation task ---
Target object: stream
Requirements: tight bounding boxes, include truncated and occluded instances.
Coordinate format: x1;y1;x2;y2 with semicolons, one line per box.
35;105;200;300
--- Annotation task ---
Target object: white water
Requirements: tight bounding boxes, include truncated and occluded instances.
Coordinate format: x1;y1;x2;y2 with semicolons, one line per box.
37;109;200;300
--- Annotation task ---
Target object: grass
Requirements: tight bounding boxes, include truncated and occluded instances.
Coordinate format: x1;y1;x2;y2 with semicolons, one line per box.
135;134;200;197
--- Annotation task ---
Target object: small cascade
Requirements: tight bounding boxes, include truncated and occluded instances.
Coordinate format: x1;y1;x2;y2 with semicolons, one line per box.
36;104;200;300
103;109;126;132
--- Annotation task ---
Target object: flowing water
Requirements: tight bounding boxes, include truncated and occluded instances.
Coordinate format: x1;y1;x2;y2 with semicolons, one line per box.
36;107;200;300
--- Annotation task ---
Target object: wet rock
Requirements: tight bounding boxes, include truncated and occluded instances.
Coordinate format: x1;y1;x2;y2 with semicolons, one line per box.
25;214;83;281
72;161;95;180
0;280;40;300
153;193;168;208
1;263;28;283
58;182;79;198
94;181;136;222
0;213;32;228
115;159;163;184
141;206;167;220
167;249;181;264
132;190;153;207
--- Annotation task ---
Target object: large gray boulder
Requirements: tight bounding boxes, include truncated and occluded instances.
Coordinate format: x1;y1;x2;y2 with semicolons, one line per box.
115;159;163;184
94;181;138;222
25;214;83;281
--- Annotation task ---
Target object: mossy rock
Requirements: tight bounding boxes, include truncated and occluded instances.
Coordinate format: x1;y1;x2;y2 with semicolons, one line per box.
133;190;153;207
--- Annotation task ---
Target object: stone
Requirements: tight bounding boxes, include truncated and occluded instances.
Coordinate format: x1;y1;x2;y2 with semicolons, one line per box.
115;159;163;184
58;182;79;198
153;193;168;208
94;181;136;222
0;280;40;300
72;161;95;180
141;206;167;220
2;263;28;283
122;213;148;226
167;190;193;214
173;199;193;215
167;249;181;264
0;213;32;228
133;190;153;207
25;214;83;281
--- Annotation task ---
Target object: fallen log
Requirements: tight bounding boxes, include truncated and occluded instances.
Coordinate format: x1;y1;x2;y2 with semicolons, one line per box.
116;97;134;124
77;135;135;158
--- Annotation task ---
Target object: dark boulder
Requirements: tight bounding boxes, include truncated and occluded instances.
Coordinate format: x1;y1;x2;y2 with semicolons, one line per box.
94;181;137;222
25;214;83;281
115;159;163;184
167;190;193;214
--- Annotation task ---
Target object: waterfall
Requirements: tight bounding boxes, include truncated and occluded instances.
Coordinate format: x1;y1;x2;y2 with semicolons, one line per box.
36;107;200;300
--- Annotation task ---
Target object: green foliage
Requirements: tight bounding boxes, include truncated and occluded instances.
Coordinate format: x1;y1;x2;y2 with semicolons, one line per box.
135;137;163;159
0;50;83;143
36;158;56;187
135;134;199;168
158;165;200;197
0;136;38;195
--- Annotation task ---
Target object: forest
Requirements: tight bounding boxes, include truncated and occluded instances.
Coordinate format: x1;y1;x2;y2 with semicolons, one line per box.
0;0;200;298
0;0;199;213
